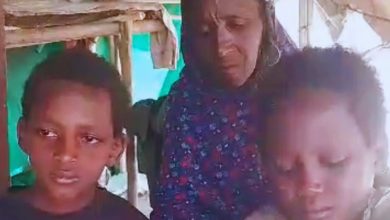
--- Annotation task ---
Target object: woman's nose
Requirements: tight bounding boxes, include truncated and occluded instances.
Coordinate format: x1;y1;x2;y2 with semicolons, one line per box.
216;25;234;58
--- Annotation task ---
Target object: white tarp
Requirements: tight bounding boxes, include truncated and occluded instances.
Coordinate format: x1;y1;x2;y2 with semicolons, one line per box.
316;0;390;42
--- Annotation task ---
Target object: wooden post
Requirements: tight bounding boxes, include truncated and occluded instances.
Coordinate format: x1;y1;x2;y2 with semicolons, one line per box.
113;35;120;68
0;0;9;195
118;21;132;89
299;0;313;48
118;21;137;206
108;36;117;66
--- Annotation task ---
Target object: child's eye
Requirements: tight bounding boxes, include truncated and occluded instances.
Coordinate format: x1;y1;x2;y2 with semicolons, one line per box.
81;135;100;145
38;128;58;138
324;157;349;169
273;162;294;175
276;166;294;175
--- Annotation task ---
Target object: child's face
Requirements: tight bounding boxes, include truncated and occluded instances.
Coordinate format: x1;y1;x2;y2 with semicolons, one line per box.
18;81;123;202
264;90;377;220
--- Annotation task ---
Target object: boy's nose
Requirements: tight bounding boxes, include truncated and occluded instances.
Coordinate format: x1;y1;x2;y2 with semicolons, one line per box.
298;182;324;198
297;169;324;197
53;138;78;163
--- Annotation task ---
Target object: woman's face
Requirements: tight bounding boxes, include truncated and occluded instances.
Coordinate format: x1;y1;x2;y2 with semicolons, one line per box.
190;0;264;88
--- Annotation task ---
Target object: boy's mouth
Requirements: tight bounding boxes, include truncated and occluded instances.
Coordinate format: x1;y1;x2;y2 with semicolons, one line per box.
303;206;334;220
50;172;79;185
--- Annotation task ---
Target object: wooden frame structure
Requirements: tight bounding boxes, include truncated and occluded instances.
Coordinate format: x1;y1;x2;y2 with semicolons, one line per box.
0;0;178;205
0;0;8;196
299;0;314;48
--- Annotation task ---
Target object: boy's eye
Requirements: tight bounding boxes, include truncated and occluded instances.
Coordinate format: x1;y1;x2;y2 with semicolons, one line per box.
38;129;58;138
276;166;294;175
324;157;349;169
273;161;294;175
81;135;100;145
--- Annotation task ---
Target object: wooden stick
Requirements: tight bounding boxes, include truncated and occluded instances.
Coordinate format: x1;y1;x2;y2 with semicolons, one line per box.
113;35;120;68
118;20;137;206
0;0;9;195
118;21;132;89
299;0;313;48
108;36;116;65
6;20;165;49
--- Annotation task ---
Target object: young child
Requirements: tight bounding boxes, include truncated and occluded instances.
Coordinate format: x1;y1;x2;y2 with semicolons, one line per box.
247;46;390;220
0;49;147;220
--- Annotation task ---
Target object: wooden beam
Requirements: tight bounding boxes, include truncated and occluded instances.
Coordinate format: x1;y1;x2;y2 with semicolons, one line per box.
0;0;9;195
5;0;162;28
5;19;165;49
122;0;180;3
117;21;137;206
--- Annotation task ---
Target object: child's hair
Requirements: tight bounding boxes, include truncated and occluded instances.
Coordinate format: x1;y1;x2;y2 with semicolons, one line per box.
259;46;386;147
21;49;130;137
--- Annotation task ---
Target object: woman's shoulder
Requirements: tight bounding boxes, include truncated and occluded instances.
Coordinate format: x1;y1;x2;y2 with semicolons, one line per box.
132;96;168;138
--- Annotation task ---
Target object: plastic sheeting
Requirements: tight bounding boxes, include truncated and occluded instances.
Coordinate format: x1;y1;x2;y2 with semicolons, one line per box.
316;0;390;42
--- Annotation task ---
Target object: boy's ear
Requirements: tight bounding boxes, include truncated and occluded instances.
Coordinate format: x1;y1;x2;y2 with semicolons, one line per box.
106;135;126;167
17;118;31;155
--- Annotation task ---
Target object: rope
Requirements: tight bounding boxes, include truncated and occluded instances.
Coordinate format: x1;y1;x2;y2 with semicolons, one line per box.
329;0;390;23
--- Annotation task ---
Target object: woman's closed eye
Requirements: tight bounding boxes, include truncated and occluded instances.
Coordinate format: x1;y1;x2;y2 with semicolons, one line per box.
227;19;247;30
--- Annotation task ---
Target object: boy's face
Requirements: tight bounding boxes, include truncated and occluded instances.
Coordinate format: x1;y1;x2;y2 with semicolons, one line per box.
18;81;123;202
264;90;377;220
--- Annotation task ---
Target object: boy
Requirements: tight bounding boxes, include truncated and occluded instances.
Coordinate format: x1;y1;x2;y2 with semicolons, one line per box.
247;47;390;220
0;49;147;220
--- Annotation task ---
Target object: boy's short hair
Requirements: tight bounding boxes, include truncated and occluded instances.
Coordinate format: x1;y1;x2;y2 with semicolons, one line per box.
260;46;386;147
22;49;130;137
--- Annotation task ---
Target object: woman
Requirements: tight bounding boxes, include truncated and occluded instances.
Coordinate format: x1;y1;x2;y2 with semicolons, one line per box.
150;0;295;219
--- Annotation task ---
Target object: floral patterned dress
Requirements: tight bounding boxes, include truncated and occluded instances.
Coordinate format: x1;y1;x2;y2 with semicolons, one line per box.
150;68;271;220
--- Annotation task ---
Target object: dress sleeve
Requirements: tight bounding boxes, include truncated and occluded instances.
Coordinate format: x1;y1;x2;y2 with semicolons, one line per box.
150;96;208;220
150;135;207;220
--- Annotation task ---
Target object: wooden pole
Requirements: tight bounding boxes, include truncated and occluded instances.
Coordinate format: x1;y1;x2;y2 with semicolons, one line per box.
299;0;313;48
0;0;9;195
108;36;116;65
113;35;120;68
118;21;137;206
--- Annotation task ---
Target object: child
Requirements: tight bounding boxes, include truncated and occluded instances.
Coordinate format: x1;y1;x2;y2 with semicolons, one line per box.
247;46;390;220
0;49;147;220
